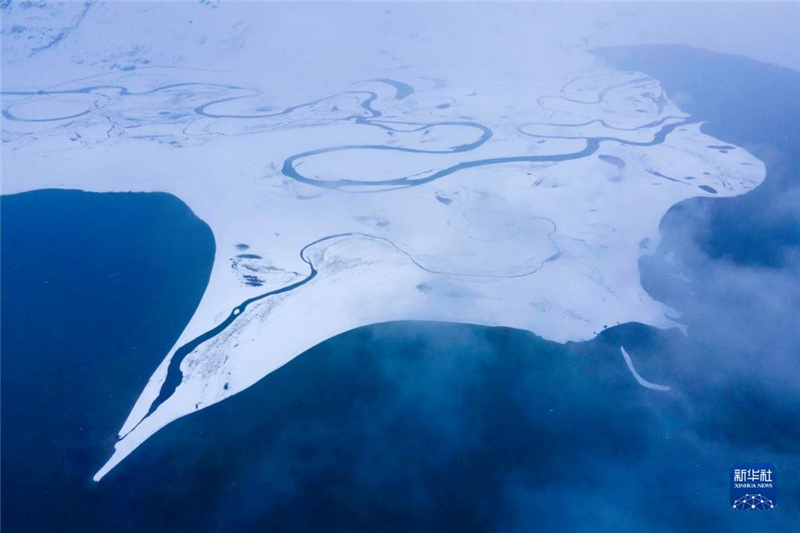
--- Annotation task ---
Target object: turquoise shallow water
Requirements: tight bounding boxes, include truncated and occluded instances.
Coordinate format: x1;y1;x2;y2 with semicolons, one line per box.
2;46;799;531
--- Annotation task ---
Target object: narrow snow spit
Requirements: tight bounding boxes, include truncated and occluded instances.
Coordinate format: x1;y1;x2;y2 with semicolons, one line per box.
620;346;671;392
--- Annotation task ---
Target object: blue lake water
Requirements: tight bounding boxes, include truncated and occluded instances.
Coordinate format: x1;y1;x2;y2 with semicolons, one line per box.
2;46;798;531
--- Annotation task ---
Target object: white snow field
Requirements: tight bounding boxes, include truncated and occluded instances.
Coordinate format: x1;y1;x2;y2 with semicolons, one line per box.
1;2;766;482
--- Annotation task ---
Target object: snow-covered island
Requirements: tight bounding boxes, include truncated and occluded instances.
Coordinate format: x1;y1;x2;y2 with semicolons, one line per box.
1;2;765;482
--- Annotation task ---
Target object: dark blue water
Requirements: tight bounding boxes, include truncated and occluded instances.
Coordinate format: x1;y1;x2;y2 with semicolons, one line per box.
1;190;215;532
2;46;799;532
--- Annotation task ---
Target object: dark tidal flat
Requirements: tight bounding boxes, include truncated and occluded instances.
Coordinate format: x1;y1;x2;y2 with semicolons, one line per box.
2;46;799;532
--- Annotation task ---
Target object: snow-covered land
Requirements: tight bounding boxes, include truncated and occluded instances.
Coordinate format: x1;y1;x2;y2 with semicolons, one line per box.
1;2;766;482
